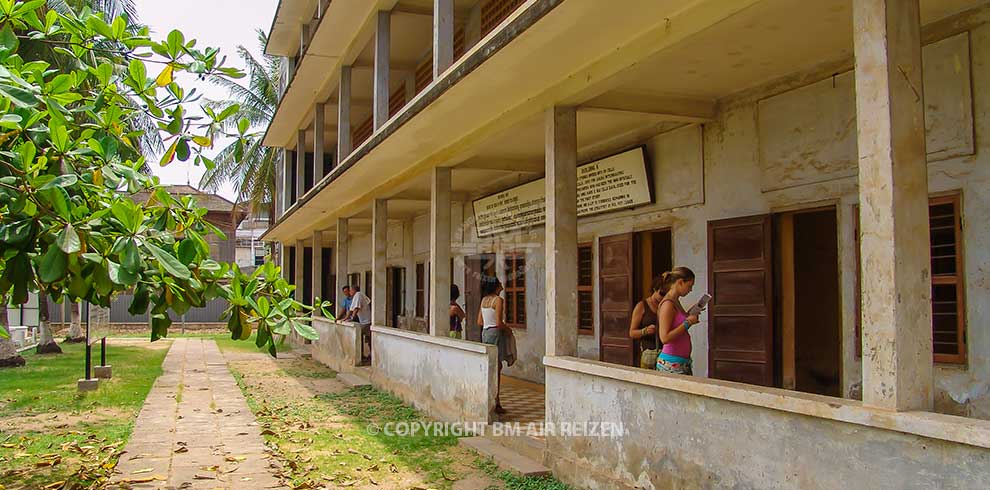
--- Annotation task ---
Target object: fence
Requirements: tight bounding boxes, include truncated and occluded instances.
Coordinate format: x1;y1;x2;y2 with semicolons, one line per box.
109;294;230;324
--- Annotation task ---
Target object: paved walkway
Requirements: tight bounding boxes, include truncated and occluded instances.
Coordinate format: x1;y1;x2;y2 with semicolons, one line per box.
109;338;284;489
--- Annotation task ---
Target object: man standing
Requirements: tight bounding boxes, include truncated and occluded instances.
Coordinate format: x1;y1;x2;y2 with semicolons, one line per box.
348;284;373;361
337;286;353;320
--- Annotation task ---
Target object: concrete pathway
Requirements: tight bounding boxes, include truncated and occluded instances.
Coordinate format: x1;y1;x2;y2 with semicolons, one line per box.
108;338;284;489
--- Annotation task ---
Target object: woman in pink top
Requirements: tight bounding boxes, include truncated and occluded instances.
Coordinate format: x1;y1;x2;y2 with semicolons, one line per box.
656;267;702;375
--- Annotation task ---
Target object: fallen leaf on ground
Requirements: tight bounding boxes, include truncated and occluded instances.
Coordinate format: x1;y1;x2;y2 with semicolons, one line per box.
132;468;155;474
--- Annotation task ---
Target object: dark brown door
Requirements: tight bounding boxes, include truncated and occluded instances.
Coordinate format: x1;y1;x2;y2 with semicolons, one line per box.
464;254;496;342
599;233;636;366
708;215;774;386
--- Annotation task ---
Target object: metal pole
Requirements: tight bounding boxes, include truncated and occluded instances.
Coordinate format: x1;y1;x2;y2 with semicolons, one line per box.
85;342;91;380
100;337;106;366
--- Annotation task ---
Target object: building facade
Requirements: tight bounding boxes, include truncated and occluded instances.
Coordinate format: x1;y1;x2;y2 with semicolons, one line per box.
262;1;990;488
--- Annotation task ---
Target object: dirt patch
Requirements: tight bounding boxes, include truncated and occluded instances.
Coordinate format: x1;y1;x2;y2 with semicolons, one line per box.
0;408;134;434
225;351;346;399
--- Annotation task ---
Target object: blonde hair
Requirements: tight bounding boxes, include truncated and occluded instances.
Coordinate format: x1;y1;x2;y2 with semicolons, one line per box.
659;267;696;294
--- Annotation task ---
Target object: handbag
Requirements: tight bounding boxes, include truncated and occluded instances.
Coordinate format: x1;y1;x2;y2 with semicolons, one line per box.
639;302;662;369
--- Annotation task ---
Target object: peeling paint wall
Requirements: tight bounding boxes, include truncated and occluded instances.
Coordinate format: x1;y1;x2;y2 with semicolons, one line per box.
310;317;362;373
546;365;990;490
370;327;498;423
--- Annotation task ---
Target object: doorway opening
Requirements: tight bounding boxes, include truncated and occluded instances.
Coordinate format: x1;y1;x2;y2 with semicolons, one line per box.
464;254;497;342
774;208;841;397
386;267;406;328
599;229;673;367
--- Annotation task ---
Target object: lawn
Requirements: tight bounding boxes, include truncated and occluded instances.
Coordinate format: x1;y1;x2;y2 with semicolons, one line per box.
216;342;572;490
0;340;169;490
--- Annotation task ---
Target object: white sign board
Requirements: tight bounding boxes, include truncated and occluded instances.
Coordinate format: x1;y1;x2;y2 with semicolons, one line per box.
472;147;652;237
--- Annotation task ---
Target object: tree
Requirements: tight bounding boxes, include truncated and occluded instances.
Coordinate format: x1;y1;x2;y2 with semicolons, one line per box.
0;1;323;367
198;29;279;219
0;294;25;367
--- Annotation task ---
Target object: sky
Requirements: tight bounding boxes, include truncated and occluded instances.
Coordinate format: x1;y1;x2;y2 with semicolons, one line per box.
133;0;279;201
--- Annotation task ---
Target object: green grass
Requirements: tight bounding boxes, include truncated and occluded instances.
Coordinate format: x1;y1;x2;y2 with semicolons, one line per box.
0;342;167;415
475;456;572;490
0;341;168;489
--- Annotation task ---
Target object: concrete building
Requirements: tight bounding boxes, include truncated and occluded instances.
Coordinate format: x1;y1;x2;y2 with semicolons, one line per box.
261;1;990;488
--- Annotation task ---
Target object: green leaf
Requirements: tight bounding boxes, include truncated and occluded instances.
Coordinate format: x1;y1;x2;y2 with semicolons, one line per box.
128;286;151;315
0;23;18;60
38;246;67;282
177;238;198;264
108;260;138;286
151;313;171;341
128;59;147;86
0;219;32;245
122;238;141;273
147;244;191;280
237;117;250;134
56;224;81;253
38;174;77;190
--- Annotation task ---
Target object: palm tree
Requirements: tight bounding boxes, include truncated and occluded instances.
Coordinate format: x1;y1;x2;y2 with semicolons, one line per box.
198;29;282;218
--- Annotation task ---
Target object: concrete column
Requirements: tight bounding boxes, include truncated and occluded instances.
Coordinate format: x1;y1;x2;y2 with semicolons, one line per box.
433;0;454;79
403;219;417;319
280;243;291;282
314;103;326;183
312;229;324;315
429;167;451;337
335;218;350;313
545;106;578;358
317;0;329;18
854;0;932;411
372;200;388;326
337;66;352;163
404;74;416;105
294;239;305;303
274;156;283;218
373;11;391;130
282;149;293;212
295;130;306;199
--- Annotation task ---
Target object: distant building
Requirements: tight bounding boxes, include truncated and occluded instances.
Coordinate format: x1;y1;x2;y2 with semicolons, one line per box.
235;208;271;272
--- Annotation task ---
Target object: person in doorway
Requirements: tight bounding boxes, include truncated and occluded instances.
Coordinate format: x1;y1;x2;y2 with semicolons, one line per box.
338;286;353;320
449;284;466;339
656;267;702;375
478;277;510;414
629;275;664;369
348;285;372;359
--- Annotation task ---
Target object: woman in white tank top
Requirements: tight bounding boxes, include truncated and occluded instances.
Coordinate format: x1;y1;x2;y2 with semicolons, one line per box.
477;278;509;414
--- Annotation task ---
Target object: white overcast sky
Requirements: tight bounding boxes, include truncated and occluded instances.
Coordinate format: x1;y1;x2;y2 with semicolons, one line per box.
134;0;279;201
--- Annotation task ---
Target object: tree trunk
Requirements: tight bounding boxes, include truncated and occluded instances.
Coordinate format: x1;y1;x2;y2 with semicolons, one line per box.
35;292;62;355
0;298;25;368
65;300;85;342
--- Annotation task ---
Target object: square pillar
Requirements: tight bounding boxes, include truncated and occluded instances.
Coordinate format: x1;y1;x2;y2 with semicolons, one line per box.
373;11;391;130
433;0;454;78
545;106;578;358
282;149;293;212
429;167;452;337
372;200;388;326
274;156;283;218
854;0;932;411
280;243;291;282
296;130;306;199
335;218;350;312
337;65;352;163
294;239;305;303
314;103;326;183
312;229;324;315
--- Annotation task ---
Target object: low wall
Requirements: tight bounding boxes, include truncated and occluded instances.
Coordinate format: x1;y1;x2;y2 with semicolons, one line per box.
309;317;362;373
371;326;497;423
544;356;990;490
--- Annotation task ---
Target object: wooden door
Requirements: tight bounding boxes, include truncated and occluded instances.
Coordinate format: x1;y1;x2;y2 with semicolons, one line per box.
707;215;775;386
599;233;636;366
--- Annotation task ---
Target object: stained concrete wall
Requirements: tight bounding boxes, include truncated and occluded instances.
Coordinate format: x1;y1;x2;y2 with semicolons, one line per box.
369;326;498;423
310;317;362;373
545;361;990;490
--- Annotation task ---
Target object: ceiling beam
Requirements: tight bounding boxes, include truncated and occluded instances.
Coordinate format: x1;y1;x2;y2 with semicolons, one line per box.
352;61;420;74
457;158;543;174
581;93;717;122
392;3;469;21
